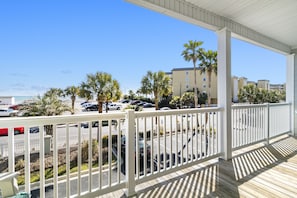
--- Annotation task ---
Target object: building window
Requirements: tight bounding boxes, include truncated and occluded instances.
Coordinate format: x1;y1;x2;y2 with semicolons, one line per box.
203;77;206;81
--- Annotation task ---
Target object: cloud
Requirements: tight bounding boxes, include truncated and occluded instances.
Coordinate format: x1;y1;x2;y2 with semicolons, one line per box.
60;70;72;74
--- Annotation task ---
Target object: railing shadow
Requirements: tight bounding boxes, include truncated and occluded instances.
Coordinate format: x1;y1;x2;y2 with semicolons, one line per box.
116;135;297;197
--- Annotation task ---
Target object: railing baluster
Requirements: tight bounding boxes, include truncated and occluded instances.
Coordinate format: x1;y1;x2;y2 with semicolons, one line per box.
135;117;139;178
143;116;147;176
108;120;112;186
53;125;58;198
169;115;173;168
77;123;82;196
157;115;160;172
117;119;121;182
164;115;167;170
39;124;45;198
88;122;92;192
66;123;70;197
24;126;31;194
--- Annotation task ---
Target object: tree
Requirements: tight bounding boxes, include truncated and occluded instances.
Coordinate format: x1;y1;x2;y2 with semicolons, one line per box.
238;85;282;104
64;86;80;114
199;49;217;105
181;40;204;108
81;72;121;113
140;71;171;110
169;96;181;109
104;79;121;113
181;92;194;107
238;84;258;104
79;82;93;102
127;90;136;100
19;88;71;136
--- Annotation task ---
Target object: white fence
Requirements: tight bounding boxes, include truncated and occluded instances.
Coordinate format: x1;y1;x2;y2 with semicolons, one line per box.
231;103;291;150
0;103;292;197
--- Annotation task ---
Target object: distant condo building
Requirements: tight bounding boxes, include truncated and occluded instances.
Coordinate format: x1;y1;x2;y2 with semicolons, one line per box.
168;67;217;104
167;67;284;104
257;80;270;90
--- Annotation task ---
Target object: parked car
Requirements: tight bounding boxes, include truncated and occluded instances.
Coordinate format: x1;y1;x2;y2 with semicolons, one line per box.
143;103;155;108
130;100;141;105
85;104;98;111
0;127;24;136
29;126;40;133
81;102;95;108
107;103;122;110
0;108;18;117
112;136;152;175
160;107;171;110
80;120;117;128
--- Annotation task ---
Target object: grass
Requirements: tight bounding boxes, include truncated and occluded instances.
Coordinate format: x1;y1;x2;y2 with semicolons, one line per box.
17;162;97;185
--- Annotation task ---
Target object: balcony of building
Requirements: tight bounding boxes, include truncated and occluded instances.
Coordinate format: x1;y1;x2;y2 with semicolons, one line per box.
0;103;294;197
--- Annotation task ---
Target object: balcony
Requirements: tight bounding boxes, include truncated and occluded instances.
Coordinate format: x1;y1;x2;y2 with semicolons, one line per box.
0;103;294;197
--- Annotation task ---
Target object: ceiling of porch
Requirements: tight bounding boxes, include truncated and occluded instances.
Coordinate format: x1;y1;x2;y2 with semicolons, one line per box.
126;0;297;54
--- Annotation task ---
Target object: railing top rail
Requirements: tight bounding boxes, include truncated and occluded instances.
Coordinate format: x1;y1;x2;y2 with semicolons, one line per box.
135;107;223;118
231;102;291;109
0;112;126;128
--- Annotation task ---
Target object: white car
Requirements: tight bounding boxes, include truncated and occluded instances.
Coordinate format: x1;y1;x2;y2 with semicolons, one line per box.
0;108;18;117
107;103;122;110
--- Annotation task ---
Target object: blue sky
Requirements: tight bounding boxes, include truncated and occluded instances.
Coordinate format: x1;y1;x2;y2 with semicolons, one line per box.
0;0;286;96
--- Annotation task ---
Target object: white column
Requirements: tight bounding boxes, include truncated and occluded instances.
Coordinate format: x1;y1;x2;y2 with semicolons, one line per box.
287;51;296;136
217;28;232;160
125;110;136;197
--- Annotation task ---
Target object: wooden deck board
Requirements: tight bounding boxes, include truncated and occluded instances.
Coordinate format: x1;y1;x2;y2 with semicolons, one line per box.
100;135;297;197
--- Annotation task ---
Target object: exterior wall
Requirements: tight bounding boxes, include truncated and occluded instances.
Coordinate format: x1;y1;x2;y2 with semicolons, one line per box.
257;80;270;90
238;77;247;90
171;67;217;102
247;81;256;86
270;83;285;91
0;96;15;105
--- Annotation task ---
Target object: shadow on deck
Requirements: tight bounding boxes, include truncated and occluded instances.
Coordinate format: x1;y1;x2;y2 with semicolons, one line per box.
101;134;297;197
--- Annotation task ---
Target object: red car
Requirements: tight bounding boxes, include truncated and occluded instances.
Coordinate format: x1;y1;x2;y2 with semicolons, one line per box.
0;127;24;136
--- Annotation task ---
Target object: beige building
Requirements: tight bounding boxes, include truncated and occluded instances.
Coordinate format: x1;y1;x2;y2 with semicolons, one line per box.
270;83;285;91
257;80;270;90
170;67;217;104
238;77;248;90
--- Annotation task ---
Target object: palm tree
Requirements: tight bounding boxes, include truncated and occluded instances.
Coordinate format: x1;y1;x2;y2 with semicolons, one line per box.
79;82;93;102
181;40;204;108
81;72;121;113
64;86;80;114
199;49;217;105
19;88;71;136
238;84;258;104
104;79;121;113
44;88;64;98
140;71;171;110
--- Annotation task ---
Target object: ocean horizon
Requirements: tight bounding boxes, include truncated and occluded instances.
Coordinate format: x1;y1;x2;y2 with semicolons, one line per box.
13;96;37;104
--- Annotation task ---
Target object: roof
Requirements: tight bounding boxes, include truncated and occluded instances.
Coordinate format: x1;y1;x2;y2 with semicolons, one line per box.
126;0;297;54
172;67;202;71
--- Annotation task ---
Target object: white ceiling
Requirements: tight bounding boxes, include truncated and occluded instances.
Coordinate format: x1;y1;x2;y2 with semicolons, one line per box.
185;0;297;49
126;0;297;53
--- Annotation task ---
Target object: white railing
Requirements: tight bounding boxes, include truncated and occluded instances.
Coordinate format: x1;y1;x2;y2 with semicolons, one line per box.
0;103;292;197
231;103;292;150
0;108;222;197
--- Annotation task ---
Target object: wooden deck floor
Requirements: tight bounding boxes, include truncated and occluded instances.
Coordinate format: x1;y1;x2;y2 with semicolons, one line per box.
101;135;297;198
